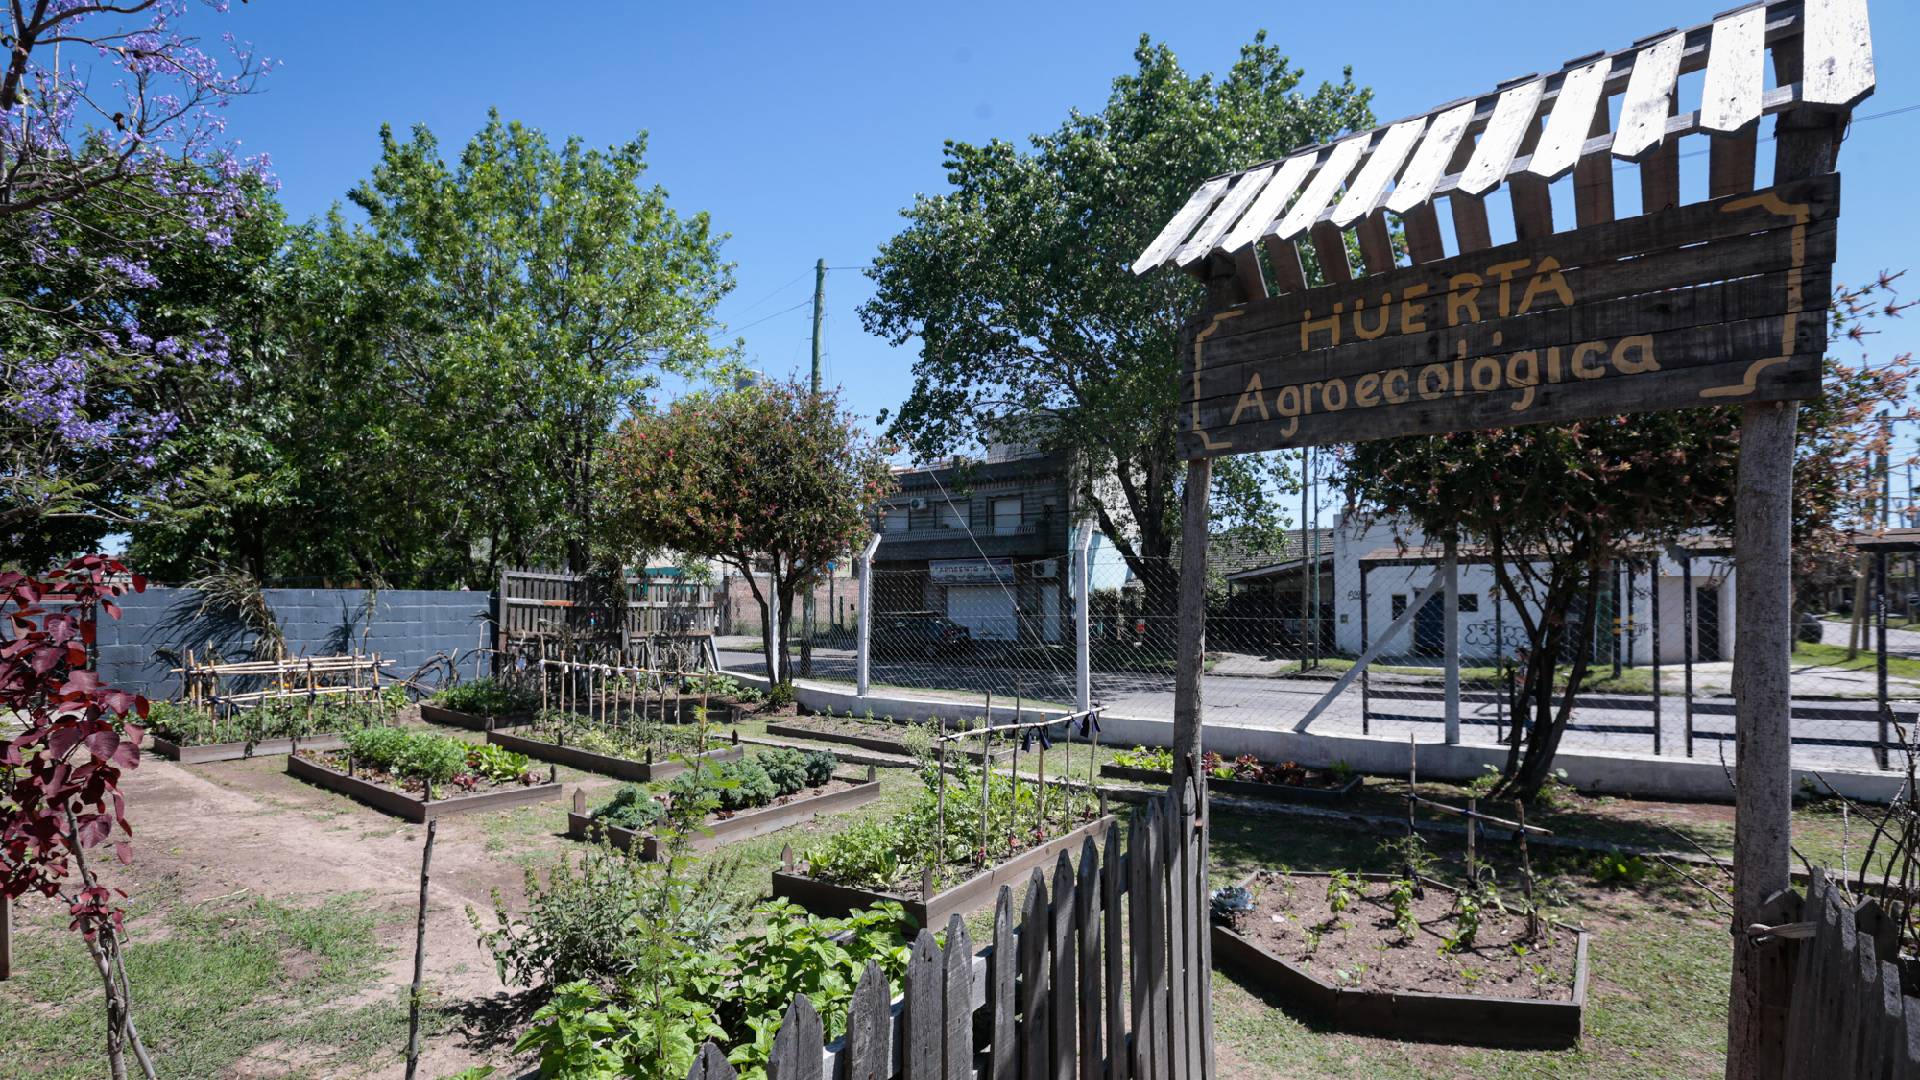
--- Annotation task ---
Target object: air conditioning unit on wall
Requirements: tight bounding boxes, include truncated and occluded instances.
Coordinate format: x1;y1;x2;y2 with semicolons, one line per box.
1033;559;1058;579
909;497;928;511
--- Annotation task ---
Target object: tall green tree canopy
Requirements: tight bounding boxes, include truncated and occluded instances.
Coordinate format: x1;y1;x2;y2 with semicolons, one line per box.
600;380;895;684
131;113;736;586
860;33;1373;607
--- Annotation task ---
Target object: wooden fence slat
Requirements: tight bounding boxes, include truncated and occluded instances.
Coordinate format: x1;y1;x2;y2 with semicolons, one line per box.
1789;876;1843;1079
1192;779;1216;1076
1613;32;1685;159
1103;821;1129;1080
1386;101;1476;215
1136;799;1167;1080
1127;804;1151;1080
904;928;943;1080
1702;5;1766;133
1873;958;1905;1080
1176;165;1278;269
846;960;891;1080
1832;897;1865;1080
991;886;1018;1080
1134;176;1231;272
944;915;974;1080
1802;0;1876;109
767;994;824;1080
1021;868;1052;1080
1164;788;1191;1078
1052;849;1079;1080
1220;153;1315;257
1077;834;1103;1078
1527;56;1613;180
687;1041;738;1080
1901;964;1920;1080
1179;778;1208;1080
1331;117;1427;228
1275;137;1366;241
1459;78;1545;196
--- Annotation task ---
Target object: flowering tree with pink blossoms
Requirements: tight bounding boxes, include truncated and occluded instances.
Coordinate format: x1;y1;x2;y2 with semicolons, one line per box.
1;1;275;554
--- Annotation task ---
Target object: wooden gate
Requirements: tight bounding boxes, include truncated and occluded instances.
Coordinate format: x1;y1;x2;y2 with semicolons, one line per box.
686;777;1215;1079
1774;869;1920;1077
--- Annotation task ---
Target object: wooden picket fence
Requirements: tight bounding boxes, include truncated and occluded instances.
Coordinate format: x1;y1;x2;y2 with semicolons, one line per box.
686;776;1214;1080
1777;869;1920;1078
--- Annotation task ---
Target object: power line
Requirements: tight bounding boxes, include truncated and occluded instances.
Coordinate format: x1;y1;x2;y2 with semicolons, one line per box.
727;299;812;335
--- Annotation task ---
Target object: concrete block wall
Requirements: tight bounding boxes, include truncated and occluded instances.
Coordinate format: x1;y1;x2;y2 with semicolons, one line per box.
92;586;494;700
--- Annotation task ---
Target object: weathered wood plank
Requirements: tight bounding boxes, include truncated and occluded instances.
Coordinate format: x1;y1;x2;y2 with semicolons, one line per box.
1221;154;1315;256
1449;192;1493;254
990;887;1017;1080
1528;58;1612;180
1176;165;1278;269
1308;221;1353;286
1833;904;1865;1080
1387;101;1476;215
1356;211;1396;276
688;1041;738;1080
846;960;891;1080
1133;176;1230;273
1400;202;1446;264
1076;835;1103;1079
767;995;824;1080
1614;32;1685;159
1703;6;1766;133
1192;780;1217;1075
1127;805;1154;1080
1262;235;1308;295
1571;96;1615;228
1709;127;1759;198
1332;118;1427;228
1050;850;1078;1080
1139;800;1168;1080
1638;86;1682;213
943;916;973;1080
1275;137;1366;240
1802;0;1875;109
1165;791;1191;1077
1102;822;1129;1080
1021;869;1051;1080
1460;78;1545;196
903;929;942;1080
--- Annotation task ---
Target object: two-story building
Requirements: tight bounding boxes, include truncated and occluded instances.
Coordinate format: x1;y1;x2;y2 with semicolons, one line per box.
870;448;1122;644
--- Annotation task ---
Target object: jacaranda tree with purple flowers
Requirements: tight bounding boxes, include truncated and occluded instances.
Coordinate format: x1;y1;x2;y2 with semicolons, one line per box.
1;1;273;557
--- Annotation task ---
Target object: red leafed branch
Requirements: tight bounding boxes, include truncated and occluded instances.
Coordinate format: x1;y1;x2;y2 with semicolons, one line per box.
1;554;148;936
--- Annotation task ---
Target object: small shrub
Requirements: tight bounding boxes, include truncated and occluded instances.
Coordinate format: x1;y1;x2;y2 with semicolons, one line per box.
801;749;836;788
721;759;778;811
1325;869;1361;914
344;725;409;769
1589;850;1651;885
1387;878;1418;941
396;733;469;785
468;743;533;784
764;682;797;709
756;747;809;796
431;677;533;717
1113;745;1174;771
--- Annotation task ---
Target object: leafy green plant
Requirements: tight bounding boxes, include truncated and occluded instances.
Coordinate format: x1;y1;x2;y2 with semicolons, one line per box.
467;743;533;784
1590;850;1651;885
594;785;667;832
720;759;778;812
1378;832;1436;880
803;820;903;889
343;724;409;769
1325;869;1361;915
801;749;836;789
1329;759;1355;784
1113;745;1175;771
1442;888;1482;955
755;747;809;796
431;677;534;717
1387;878;1418;942
396;734;469;785
763;682;796;709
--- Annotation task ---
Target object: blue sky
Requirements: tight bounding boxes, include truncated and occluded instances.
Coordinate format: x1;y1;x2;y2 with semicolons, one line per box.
184;0;1918;474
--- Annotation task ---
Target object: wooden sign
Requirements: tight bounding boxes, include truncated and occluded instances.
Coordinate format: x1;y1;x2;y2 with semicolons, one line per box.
1178;174;1839;458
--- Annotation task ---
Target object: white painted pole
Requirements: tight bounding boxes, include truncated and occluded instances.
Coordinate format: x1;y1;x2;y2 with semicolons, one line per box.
1074;527;1094;713
767;568;781;684
856;533;882;698
1444;532;1461;744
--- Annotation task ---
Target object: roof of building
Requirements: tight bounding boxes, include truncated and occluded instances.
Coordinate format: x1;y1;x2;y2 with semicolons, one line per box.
1177;528;1336;581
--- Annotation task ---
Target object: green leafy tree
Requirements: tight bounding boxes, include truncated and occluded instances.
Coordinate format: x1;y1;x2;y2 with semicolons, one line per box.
860;33;1371;624
1342;281;1913;801
601;380;895;684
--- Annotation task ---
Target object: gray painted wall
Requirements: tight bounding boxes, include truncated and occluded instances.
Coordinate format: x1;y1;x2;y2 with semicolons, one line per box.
93;587;494;700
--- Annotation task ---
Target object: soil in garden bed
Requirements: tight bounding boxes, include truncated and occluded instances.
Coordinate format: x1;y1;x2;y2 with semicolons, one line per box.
1228;869;1579;1002
297;749;546;800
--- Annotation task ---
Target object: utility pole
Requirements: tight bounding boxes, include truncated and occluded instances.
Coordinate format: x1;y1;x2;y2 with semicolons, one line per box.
800;259;827;676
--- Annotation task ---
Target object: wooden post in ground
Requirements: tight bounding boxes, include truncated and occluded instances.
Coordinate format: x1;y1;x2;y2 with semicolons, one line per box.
1727;48;1845;1077
405;818;437;1080
1443;532;1461;744
1;895;10;982
1171;455;1211;800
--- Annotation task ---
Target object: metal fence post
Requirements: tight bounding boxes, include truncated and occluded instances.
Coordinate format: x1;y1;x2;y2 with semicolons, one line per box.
1443;532;1461;745
856;534;882;698
1075;527;1093;714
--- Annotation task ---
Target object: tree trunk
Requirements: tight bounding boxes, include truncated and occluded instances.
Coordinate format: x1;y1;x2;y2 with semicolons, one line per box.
1506;569;1602;801
776;573;798;686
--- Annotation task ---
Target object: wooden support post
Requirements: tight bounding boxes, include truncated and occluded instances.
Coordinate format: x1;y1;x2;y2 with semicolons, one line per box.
404;819;437;1080
1172;457;1211;801
1443;532;1461;745
1;895;10;982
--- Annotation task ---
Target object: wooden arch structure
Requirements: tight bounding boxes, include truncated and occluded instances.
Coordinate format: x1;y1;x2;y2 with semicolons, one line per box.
1133;3;1875;1077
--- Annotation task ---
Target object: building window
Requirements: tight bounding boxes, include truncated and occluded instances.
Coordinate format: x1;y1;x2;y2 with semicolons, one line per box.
883;508;909;534
992;496;1022;536
1391;595;1407;619
940;501;968;530
1458;593;1480;613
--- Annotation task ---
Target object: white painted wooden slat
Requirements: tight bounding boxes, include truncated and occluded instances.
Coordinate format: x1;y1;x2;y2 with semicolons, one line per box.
1613;33;1685;159
1384;101;1475;215
1527;57;1612;180
1272;136;1365;241
1216;153;1313;255
1702;6;1766;133
1802;0;1876;108
1331;118;1426;228
1132;176;1229;274
1458;79;1545;196
1174;164;1275;268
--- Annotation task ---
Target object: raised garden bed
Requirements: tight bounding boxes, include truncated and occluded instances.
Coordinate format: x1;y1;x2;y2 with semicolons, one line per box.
151;732;348;764
565;771;882;859
1210;870;1588;1048
774;814;1115;929
1099;762;1359;803
286;751;562;822
487;726;744;782
766;716;990;762
418;703;531;731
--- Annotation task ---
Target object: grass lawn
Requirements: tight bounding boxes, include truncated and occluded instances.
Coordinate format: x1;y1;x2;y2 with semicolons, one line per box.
1792;640;1920;680
1296;657;1657;695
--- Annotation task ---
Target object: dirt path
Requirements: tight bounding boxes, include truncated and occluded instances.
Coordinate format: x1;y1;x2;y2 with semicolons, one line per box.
90;747;629;1078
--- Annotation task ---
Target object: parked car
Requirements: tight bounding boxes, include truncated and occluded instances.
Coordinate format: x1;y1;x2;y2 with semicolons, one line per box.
873;611;973;658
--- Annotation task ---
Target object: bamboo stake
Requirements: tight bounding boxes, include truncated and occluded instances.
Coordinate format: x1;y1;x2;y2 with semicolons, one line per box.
404;819;437;1080
1516;800;1539;940
1466;797;1478;885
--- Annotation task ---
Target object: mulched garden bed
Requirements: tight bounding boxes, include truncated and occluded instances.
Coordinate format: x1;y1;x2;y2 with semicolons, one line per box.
151;732;347;764
418;703;532;731
286;750;563;822
1099;762;1360;803
565;771;882;859
1212;869;1588;1048
487;726;744;782
773;814;1115;928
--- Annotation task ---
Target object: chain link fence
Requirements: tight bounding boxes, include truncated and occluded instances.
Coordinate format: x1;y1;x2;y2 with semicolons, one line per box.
715;545;1920;775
